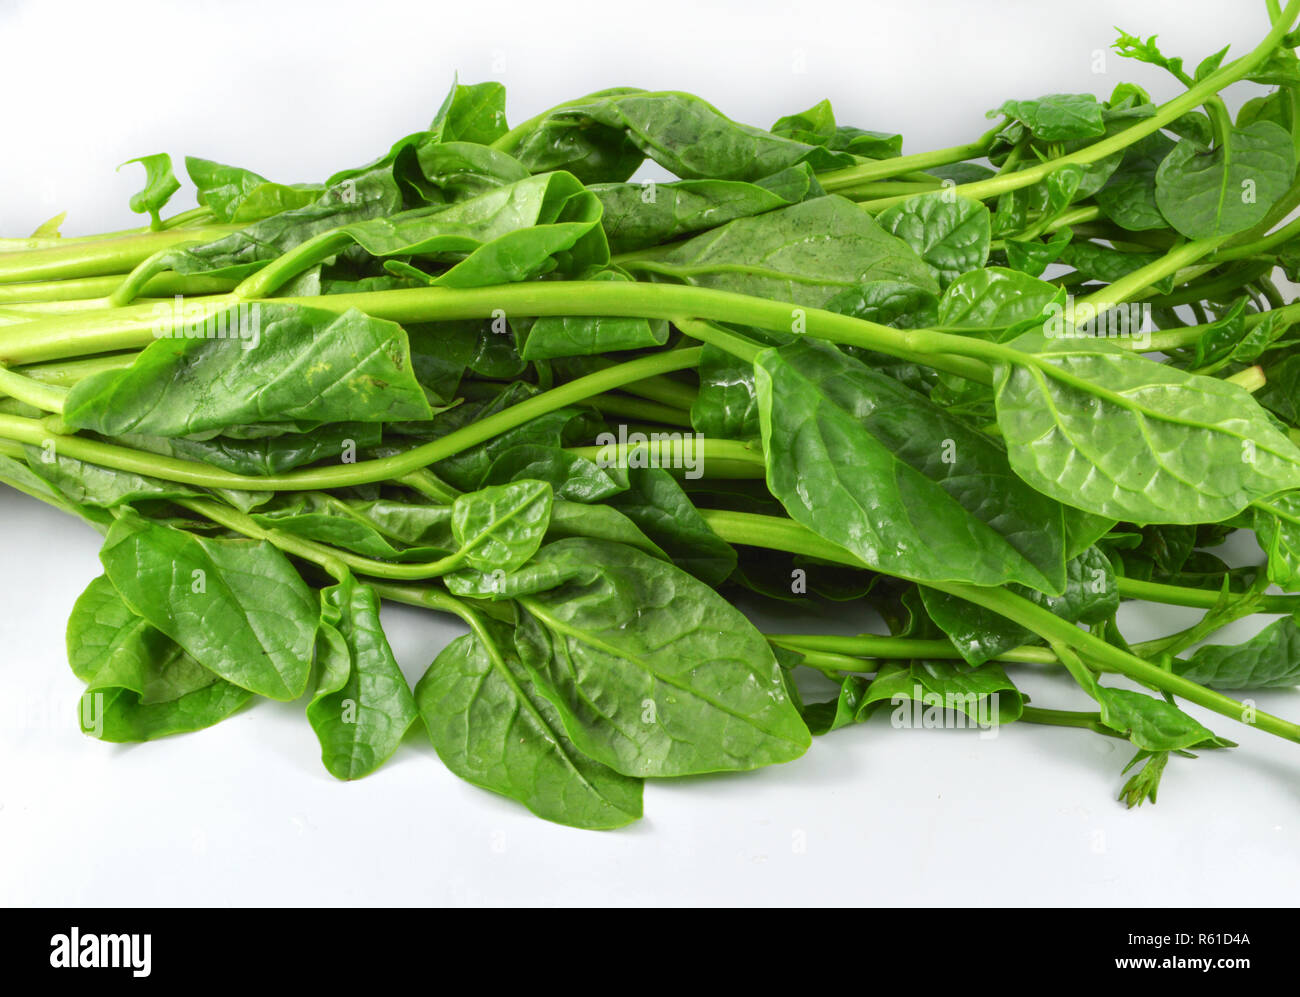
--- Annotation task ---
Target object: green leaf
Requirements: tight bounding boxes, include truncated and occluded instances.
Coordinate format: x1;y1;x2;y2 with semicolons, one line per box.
23;445;201;508
756;340;1070;592
608;468;736;586
876;194;991;287
185;157;323;223
859;660;1025;725
416;624;643;830
451;479;553;573
308;574;417;779
824;280;940;330
428;80;509;145
252;492;452;561
1155;122;1296;239
67;575;251;742
510;539;810;776
937;267;1062;332
330;172;608;288
1095;687;1217;751
1252;493;1300;590
160;169;403;280
591;164;816;253
635;195;938;305
1094;131;1177;231
63;303;433;437
996;94;1106;141
121;153;180;227
99;514;317;701
993;332;1300;523
117;422;383;476
1175;613;1300;689
512;90;852;183
482;444;629;503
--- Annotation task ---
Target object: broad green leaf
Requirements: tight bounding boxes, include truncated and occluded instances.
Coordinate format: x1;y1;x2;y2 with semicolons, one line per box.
185;157;323;223
634;195;939;304
859;660;1025;725
771;99;902;158
23;445;201;508
691;344;762;443
546;499;667;558
756;340;1070;592
512;90;853;183
63;304;433;437
996;94;1106;141
1094;131;1177;231
117;422;382;476
1155;121;1296;239
308;574;417;779
99;515;317;701
413;141;530;203
937;267;1062;331
590;164;816;253
876;194;991;287
1175;613;1300;689
327;172;608;288
158;169;403;280
416;625;643;830
824;280;940;330
67;575;251;742
511;539;810;776
428;80;509;145
451;479;553;573
252;492;453;561
496;87;646;183
1095;687;1217;751
482;444;629;502
993;332;1300;523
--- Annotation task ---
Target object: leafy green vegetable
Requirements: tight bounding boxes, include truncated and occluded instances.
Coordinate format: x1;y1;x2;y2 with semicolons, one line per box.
309;573;418;779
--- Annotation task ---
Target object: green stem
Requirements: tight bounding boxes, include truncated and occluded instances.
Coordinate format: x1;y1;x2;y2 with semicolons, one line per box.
0;226;238;285
766;632;1057;665
817;129;1000;192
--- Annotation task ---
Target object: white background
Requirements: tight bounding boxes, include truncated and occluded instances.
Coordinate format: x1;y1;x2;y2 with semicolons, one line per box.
1;0;1298;906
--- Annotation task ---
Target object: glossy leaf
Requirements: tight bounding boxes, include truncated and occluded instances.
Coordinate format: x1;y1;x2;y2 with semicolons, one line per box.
1175;613;1300;689
756;340;1070;592
308;574;417;779
67;575;251;742
63;303;433;437
1155;121;1296;239
416;624;643;830
992;331;1300;523
512;539;810;776
635;195;938;305
451;479;553;573
876;194;991;287
99;514;317;701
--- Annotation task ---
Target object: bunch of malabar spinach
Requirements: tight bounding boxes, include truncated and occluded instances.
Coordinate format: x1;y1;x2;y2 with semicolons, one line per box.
4;7;1300;829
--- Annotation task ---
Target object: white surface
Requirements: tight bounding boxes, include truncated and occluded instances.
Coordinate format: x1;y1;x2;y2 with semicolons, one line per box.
2;0;1299;907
